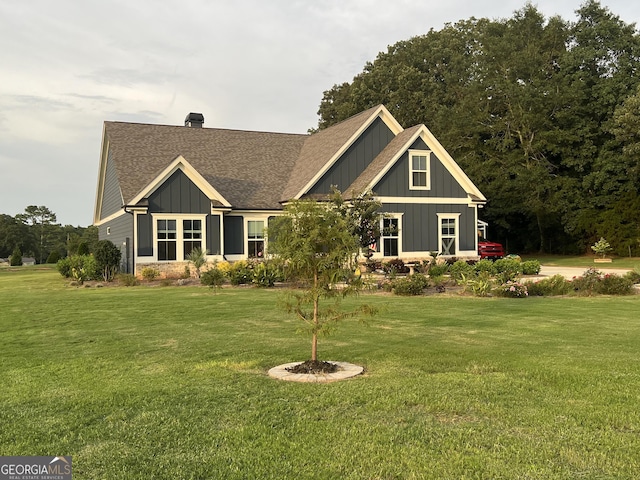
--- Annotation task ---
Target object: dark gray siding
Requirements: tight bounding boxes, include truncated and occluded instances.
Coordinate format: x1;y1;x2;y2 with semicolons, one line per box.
101;148;124;218
374;138;467;198
97;213;134;273
137;214;153;257
224;216;244;255
309;117;395;195
207;215;221;255
149;170;211;213
380;204;477;253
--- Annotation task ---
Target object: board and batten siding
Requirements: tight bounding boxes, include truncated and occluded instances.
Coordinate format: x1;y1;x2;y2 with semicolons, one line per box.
308;117;395;195
100;148;124;219
149;169;211;214
374;138;467;198
97;213;134;273
380;203;477;253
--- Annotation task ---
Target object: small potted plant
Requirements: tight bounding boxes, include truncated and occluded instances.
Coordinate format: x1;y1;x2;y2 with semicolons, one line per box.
591;237;613;263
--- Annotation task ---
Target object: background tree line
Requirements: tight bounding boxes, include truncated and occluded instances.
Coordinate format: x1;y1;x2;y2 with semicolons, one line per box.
316;0;640;255
0;205;97;264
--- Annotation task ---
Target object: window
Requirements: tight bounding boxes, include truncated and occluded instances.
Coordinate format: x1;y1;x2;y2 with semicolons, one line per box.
381;217;399;257
157;219;177;261
409;150;430;190
154;216;207;262
183;219;202;259
247;220;265;258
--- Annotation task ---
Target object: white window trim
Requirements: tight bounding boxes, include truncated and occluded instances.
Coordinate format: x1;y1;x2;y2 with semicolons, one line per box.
373;213;403;258
150;213;207;262
244;215;270;259
437;213;460;257
409;149;431;191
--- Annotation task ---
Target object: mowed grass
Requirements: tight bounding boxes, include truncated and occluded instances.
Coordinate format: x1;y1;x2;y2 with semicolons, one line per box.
1;268;640;479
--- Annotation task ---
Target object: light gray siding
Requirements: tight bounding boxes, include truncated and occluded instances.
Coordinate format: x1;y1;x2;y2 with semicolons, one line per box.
381;203;477;253
149;170;210;214
374;138;467;198
101;148;124;219
309;117;395;195
97;213;134;273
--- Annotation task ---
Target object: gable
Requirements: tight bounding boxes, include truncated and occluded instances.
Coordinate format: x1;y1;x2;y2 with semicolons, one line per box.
148;169;212;214
307;117;396;196
99;146;125;219
373;137;468;198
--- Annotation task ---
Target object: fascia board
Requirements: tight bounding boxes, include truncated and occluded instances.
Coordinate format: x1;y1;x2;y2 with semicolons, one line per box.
367;125;487;202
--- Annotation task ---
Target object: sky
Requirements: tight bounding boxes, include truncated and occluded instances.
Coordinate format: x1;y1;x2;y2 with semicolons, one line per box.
1;0;639;227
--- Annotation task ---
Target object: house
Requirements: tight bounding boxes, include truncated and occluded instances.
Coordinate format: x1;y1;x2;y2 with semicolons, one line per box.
93;105;486;276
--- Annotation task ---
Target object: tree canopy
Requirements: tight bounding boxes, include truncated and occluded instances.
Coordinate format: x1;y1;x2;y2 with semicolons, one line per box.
316;1;640;255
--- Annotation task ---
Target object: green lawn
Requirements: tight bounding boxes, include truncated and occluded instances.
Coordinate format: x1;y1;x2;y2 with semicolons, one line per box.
2;267;640;479
521;254;640;270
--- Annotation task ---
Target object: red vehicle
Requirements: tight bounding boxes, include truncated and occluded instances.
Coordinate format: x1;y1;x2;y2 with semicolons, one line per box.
478;239;505;260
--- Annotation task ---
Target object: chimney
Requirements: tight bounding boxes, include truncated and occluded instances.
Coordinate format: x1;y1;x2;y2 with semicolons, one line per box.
185;112;204;128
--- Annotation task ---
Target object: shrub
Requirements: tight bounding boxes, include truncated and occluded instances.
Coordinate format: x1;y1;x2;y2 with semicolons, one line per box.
383;258;408;276
459;272;493;297
57;257;72;278
494;258;522;283
521;260;541;275
94;240;121;281
474;259;497;276
495;281;528;298
571;267;602;296
525;275;571;296
449;260;475;283
117;273;139;286
10;247;22;266
625;268;640;284
392;273;429;296
67;254;99;284
140;267;160;281
428;263;449;278
46;250;61;264
598;274;634;295
186;247;208;278
201;267;226;290
252;261;283;287
227;260;253;285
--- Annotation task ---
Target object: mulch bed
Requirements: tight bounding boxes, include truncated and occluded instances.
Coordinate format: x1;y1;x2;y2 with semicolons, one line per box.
285;360;339;374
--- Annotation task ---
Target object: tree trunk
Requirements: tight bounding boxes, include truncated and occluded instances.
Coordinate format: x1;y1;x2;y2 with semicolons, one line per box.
311;271;319;361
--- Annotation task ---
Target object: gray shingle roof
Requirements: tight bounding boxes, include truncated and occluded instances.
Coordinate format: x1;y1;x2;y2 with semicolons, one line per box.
103;105;384;211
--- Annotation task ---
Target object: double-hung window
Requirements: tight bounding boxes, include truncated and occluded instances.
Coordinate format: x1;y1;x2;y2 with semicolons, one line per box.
409;150;430;190
157;220;177;261
381;217;400;257
247;220;265;258
183;219;202;259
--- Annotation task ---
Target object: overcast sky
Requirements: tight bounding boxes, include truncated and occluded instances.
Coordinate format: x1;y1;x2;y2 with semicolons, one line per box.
1;0;639;226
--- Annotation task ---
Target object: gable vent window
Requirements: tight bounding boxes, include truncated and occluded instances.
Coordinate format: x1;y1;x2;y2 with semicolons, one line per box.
157;220;177;261
409;150;430;190
183;219;202;259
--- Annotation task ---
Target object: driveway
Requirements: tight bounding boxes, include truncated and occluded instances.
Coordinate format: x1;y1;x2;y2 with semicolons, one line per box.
537;265;632;280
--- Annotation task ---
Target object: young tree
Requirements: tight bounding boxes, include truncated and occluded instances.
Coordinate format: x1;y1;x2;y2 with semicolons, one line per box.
330;188;382;260
268;199;376;362
94;240;121;281
10;246;23;266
